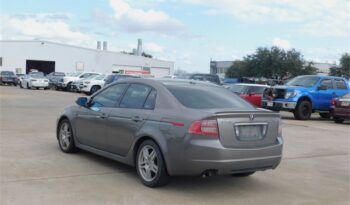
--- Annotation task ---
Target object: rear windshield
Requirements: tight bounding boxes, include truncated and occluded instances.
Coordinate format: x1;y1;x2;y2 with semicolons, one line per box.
54;72;65;76
248;86;267;94
1;71;15;76
166;84;255;109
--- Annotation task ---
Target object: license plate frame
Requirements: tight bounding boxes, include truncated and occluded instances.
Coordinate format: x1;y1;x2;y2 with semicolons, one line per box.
341;101;349;107
234;123;268;141
267;101;273;107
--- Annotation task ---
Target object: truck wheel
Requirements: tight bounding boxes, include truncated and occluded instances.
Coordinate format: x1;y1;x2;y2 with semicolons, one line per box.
319;113;331;119
66;82;72;92
294;100;312;120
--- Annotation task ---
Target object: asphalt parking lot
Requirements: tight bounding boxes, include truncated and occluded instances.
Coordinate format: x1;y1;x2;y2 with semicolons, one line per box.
1;86;349;205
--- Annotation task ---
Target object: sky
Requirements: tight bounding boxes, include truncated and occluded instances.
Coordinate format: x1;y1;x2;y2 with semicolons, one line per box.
1;0;349;72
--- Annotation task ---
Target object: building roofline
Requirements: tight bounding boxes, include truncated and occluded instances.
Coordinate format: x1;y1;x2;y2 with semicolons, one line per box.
0;40;173;64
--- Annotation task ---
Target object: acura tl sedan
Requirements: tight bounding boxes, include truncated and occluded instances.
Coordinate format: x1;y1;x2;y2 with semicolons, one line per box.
56;79;283;187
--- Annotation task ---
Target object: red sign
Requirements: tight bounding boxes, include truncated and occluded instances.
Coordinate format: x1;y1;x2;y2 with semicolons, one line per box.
124;70;150;75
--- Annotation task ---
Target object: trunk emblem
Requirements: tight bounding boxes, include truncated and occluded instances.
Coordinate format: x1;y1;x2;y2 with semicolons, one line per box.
249;114;254;121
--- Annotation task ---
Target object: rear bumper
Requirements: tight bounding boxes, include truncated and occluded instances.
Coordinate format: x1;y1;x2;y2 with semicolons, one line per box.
166;137;283;176
261;100;296;111
333;107;350;119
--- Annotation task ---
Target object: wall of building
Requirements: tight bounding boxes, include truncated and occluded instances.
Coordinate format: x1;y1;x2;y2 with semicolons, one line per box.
0;40;174;77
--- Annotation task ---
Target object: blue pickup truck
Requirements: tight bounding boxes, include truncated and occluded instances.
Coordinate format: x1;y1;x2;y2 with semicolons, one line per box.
262;75;350;120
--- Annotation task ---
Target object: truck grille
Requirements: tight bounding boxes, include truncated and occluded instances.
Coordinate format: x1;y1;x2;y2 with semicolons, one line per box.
264;88;286;99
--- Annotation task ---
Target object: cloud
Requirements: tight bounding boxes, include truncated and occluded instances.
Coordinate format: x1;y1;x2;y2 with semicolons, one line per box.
272;38;291;50
0;13;94;46
108;0;189;36
184;0;350;37
144;42;164;53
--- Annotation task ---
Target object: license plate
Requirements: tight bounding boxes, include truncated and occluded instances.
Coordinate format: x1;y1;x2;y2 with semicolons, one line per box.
267;101;273;107
235;125;265;141
341;102;349;106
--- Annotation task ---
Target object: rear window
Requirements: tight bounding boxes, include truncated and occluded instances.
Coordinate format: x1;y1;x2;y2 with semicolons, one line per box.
248;86;267;94
166;84;255;109
1;71;15;76
228;85;248;94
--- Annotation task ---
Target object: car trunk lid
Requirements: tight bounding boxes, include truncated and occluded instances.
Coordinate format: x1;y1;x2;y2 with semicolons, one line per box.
213;110;280;148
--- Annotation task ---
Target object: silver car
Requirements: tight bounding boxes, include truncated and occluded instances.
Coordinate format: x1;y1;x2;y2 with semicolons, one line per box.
56;79;283;187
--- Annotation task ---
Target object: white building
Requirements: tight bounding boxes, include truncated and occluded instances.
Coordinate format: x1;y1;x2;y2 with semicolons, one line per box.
0;40;174;77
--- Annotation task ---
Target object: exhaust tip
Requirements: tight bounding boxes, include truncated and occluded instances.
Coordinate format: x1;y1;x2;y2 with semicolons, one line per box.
201;170;218;178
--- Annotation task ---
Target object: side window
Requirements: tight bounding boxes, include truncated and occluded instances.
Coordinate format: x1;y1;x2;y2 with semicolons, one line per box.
119;84;152;109
334;79;347;90
80;73;91;78
90;84;128;108
144;89;157;109
320;79;333;89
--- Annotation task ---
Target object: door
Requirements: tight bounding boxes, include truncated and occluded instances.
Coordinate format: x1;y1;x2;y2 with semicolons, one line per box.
106;84;157;156
317;78;335;110
74;83;129;150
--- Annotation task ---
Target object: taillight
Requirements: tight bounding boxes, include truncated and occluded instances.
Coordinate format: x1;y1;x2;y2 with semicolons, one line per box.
331;99;337;106
188;119;219;138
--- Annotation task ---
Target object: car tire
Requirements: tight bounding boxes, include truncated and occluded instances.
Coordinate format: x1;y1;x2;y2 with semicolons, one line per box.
19;82;23;88
136;140;169;187
319;112;331;119
231;172;255;177
334;117;344;124
89;85;100;95
293;100;312;120
57;119;78;153
27;83;31;89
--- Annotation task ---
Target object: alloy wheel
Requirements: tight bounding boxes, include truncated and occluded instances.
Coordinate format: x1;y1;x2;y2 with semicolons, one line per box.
138;145;159;182
59;122;72;150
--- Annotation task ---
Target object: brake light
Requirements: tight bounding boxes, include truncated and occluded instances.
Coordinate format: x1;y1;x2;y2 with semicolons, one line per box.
188;119;219;138
331;99;337;106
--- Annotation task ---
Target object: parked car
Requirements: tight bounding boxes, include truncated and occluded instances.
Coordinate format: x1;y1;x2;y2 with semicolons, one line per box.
0;71;17;86
56;78;283;187
19;74;49;89
16;74;25;84
104;74;139;86
178;73;221;85
60;72;101;91
79;74;106;95
262;75;350;120
228;83;269;107
332;93;350;123
46;72;65;89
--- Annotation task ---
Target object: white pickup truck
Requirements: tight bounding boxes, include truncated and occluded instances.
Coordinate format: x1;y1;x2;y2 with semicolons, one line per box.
61;72;101;91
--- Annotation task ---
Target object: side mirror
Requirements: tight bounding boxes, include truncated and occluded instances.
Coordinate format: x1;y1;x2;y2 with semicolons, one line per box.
76;97;88;107
318;85;327;90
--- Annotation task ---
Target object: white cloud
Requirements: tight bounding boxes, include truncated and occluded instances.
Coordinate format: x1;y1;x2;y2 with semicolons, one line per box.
184;0;350;37
0;14;93;46
144;42;164;53
272;38;291;50
108;0;187;36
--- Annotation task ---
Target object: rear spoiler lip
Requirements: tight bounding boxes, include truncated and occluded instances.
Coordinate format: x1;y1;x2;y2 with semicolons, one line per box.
214;110;280;117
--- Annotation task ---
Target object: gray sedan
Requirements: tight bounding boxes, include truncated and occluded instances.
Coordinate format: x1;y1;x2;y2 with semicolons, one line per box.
56;78;283;187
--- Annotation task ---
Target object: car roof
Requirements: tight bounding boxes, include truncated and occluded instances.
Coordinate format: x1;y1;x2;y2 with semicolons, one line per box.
114;78;220;87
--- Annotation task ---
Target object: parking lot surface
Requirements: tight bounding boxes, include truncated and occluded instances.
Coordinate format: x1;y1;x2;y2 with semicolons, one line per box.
1;86;349;205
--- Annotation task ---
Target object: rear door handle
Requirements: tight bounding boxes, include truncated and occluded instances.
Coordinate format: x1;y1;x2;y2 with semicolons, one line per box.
131;116;143;122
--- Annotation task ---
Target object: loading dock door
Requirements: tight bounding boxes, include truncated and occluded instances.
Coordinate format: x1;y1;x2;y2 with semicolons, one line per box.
26;60;55;74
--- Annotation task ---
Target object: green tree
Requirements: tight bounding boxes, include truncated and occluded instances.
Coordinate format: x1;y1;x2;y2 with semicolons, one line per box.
225;60;247;77
225;47;316;79
329;53;350;78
